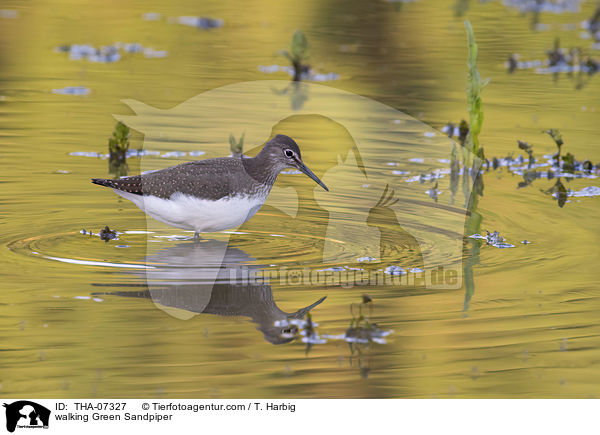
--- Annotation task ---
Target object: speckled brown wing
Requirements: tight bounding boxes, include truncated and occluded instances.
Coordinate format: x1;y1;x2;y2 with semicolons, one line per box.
91;157;259;201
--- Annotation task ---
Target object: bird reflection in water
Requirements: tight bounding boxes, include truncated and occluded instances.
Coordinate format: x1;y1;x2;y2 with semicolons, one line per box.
92;238;326;344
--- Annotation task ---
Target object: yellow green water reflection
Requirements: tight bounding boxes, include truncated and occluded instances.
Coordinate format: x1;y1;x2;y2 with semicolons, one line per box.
0;0;599;398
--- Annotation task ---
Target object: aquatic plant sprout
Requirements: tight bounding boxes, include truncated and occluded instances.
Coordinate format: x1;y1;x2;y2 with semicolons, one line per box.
464;21;489;160
229;133;245;157
279;30;311;81
260;30;338;81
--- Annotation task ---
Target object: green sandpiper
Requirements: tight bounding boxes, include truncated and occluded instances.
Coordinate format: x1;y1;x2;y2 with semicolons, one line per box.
91;134;328;237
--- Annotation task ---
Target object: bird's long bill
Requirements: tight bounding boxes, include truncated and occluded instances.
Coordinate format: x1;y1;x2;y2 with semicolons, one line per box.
296;160;329;191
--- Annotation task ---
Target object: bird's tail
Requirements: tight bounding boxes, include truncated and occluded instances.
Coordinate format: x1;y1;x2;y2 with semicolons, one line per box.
91;178;118;188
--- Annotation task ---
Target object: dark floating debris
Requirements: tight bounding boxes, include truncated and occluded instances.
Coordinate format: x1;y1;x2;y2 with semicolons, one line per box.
506;38;599;83
81;227;120;242
99;226;118;242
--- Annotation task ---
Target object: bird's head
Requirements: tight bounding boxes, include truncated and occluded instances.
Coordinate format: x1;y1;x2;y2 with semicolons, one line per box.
261;134;329;191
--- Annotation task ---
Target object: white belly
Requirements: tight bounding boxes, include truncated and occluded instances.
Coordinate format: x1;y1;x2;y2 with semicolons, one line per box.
115;190;267;233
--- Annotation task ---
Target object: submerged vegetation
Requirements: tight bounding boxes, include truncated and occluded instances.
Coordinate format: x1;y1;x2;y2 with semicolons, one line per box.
507;37;599;88
517;140;535;168
545;128;563;166
441;23;488;314
108;121;130;177
477;128;598;207
344;296;392;378
442;23;597;261
451;21;488;311
275;295;392;376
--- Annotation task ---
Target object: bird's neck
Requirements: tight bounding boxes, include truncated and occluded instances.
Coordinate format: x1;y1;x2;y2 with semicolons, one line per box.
241;152;281;186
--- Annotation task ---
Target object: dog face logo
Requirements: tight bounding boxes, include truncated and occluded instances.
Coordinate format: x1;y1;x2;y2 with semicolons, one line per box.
3;401;50;432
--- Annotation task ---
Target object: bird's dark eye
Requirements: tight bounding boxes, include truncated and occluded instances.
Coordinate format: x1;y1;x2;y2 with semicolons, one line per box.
284;149;294;158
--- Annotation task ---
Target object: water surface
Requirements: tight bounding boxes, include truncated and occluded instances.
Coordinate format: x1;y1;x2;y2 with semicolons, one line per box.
0;0;598;398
